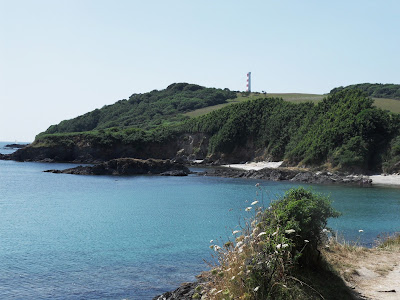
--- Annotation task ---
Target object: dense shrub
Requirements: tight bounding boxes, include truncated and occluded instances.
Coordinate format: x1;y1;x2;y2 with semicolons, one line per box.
43;83;236;134
331;83;400;100
205;187;340;300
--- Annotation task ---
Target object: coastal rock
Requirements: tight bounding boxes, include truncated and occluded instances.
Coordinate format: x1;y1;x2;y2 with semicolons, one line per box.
44;158;190;176
199;167;372;186
153;282;198;300
4;143;29;149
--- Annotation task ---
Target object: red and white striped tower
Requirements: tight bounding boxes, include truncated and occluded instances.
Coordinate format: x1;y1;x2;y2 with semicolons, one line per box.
246;72;251;92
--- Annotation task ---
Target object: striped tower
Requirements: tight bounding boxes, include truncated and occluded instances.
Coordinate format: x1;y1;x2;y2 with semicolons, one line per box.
246;72;251;92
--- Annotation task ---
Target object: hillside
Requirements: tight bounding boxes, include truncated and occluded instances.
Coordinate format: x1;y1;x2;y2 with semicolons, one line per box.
331;83;400;100
11;88;400;173
184;92;325;118
42;83;236;135
185;88;400;118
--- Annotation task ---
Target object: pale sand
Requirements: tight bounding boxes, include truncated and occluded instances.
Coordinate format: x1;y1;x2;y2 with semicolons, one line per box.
222;161;283;171
369;175;400;186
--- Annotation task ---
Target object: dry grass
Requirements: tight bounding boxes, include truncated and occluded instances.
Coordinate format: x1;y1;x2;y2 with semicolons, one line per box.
377;232;400;251
322;240;371;282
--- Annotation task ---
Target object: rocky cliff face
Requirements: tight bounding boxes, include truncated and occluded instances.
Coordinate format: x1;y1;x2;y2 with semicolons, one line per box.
6;132;274;165
7;133;217;163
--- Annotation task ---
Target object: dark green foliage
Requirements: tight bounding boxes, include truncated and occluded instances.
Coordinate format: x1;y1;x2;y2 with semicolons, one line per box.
246;188;341;299
285;90;399;170
179;98;312;159
382;135;400;173
266;188;340;265
43;83;236;134
331;83;400;100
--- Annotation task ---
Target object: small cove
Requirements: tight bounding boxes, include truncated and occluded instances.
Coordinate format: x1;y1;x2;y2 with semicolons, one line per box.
1;143;400;299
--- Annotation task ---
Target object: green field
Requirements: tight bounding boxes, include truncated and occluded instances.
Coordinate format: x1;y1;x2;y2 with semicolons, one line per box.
184;92;400;118
184;92;325;118
373;97;400;113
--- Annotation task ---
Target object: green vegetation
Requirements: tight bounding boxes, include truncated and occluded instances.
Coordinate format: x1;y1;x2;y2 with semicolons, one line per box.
180;89;400;170
331;83;400;100
184;92;324;118
43;83;236;134
202;187;352;300
34;88;400;172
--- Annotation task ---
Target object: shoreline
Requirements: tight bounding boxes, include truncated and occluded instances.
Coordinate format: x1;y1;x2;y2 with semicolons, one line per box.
220;161;400;187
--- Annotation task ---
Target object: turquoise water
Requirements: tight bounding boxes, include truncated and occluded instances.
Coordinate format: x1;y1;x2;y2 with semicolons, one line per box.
1;142;399;299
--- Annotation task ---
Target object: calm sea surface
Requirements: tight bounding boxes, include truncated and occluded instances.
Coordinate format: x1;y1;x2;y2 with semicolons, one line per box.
0;142;399;299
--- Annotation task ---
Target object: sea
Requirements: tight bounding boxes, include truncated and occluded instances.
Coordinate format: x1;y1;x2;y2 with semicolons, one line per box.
0;141;399;299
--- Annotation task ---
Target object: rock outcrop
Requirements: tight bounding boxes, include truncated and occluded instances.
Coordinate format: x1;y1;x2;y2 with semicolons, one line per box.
44;158;190;176
199;168;372;185
4;143;29;149
153;282;199;300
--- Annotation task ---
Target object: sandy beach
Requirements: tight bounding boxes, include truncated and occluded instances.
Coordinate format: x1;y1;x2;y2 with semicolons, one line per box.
369;174;400;186
222;161;283;171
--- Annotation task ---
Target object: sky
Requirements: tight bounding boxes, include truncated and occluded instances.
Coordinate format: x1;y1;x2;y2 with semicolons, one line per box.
1;0;399;142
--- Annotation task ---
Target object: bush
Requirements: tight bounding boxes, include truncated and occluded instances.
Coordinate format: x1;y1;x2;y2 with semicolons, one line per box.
206;187;340;300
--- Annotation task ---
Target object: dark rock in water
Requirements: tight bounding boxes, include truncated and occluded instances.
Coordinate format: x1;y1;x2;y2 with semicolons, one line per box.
44;158;190;176
159;170;189;176
153;282;199;300
4;143;29;149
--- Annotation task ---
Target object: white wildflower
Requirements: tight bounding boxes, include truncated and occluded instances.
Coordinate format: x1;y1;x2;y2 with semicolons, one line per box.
276;244;282;249
251;200;259;206
285;229;295;234
282;244;289;248
232;230;240;235
235;241;244;248
254;286;260;292
245;207;252;212
257;232;267;238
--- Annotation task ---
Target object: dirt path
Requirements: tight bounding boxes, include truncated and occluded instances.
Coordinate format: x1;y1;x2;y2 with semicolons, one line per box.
326;245;400;300
351;250;400;299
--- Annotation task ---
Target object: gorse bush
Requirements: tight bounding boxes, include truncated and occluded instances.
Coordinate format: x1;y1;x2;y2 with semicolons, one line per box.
204;187;340;300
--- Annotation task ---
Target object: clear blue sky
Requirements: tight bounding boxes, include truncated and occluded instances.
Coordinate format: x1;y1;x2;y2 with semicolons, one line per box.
1;0;399;141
